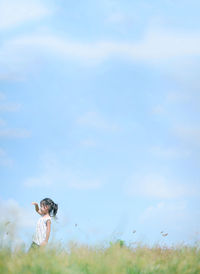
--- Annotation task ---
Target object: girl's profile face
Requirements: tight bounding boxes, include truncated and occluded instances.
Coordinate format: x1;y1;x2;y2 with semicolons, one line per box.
40;203;49;214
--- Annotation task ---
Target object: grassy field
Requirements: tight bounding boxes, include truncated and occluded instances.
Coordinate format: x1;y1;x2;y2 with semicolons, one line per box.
0;241;199;273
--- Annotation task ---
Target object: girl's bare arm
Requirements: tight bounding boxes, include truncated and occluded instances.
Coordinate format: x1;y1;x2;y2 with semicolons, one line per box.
41;220;51;246
32;202;42;215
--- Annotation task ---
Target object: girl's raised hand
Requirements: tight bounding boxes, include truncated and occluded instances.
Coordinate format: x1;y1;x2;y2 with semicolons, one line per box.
32;202;42;215
32;202;38;206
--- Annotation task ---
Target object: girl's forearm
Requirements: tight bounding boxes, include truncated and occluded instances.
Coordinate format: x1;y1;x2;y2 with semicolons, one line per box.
45;235;50;243
34;204;39;212
45;230;50;242
45;221;51;243
32;202;39;212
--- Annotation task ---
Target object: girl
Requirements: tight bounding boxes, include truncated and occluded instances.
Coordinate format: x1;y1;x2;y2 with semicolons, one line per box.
30;198;58;249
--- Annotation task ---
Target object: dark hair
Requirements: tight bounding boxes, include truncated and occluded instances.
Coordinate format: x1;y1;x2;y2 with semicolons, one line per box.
40;198;58;217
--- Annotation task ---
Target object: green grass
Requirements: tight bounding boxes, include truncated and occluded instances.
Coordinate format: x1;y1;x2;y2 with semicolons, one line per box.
0;242;199;273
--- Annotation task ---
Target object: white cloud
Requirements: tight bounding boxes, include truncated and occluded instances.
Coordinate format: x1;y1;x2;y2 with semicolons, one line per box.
67;177;101;190
12;29;200;61
0;118;6;126
126;173;197;199
0;92;6;100
140;201;186;223
0;95;28;139
138;201;200;244
174;126;200;146
1;28;200;72
0;128;31;138
140;201;200;236
80;139;97;147
106;12;126;24
150;146;190;158
24;174;52;187
152;105;165;115
0;73;25;82
166;91;191;103
0;147;6;155
24;153;102;190
24;172;101;190
0;148;13;167
0;198;35;248
77;111;119;131
0;198;34;228
0;0;51;30
0;103;21;112
151;91;191;116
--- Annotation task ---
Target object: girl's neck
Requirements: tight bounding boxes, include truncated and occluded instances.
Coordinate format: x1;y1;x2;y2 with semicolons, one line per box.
43;213;50;218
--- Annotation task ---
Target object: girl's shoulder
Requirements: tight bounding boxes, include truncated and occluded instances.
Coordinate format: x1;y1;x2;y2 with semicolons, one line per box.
42;215;51;223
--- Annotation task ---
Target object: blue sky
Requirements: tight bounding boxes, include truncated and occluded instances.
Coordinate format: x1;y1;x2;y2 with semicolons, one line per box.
0;0;200;247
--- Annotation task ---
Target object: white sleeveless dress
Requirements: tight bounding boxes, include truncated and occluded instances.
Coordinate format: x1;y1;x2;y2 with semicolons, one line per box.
33;216;51;245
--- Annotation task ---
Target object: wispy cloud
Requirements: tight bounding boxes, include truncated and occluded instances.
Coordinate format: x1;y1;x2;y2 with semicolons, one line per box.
0;198;34;228
0;118;6;126
77;111;119;131
0;73;25;82
139;200;200;239
126;173;198;199
0;0;52;30
0;92;6;100
80;138;97;147
140;201;186;223
24;153;102;190
150;146;190;159
0;198;35;247
151;105;165;115
0;92;29;139
0;103;21;112
166;91;191;103
1;28;200;72
0;148;13;167
0;128;31;138
106;12;127;24
24;174;52;188
174;125;200;147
